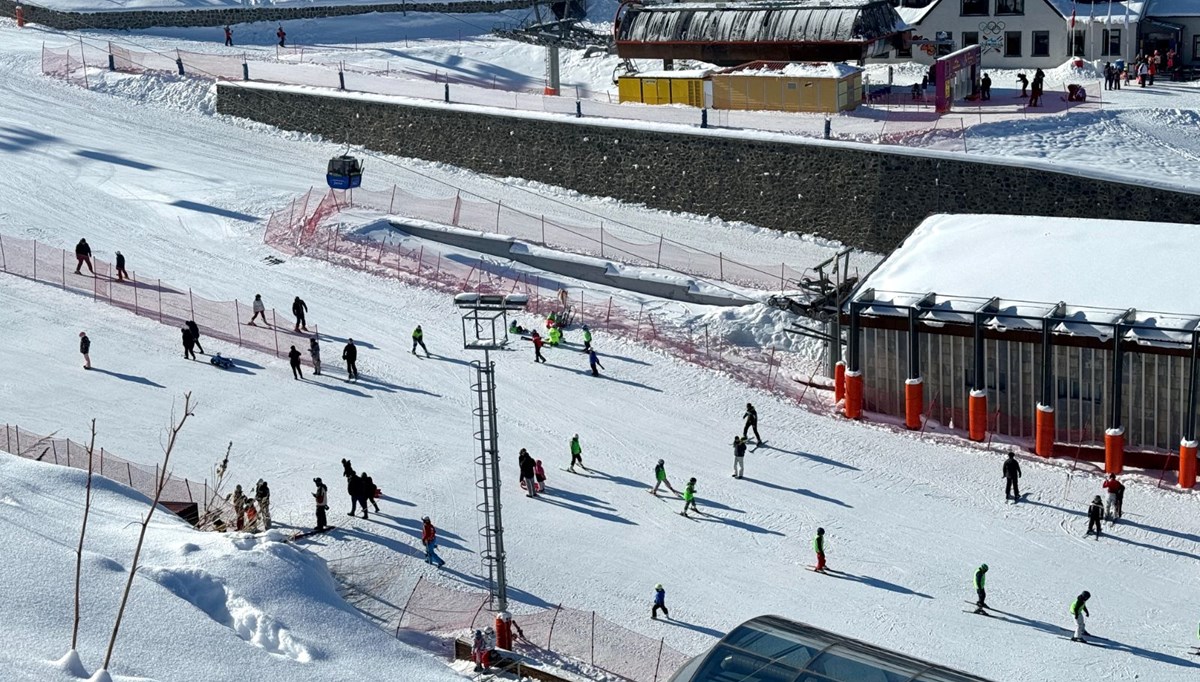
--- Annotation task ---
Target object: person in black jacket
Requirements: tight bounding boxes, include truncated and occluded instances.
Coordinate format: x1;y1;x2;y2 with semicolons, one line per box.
292;296;308;332
1003;452;1021;500
349;473;369;519
79;331;91;369
342;339;358;381
287;345;303;380
74;239;94;275
732;436;747;479
518;449;537;498
185;320;204;354
742;403;761;445
361;471;380;512
115;250;129;282
181;326;197;360
980;73;991;100
1085;496;1104;538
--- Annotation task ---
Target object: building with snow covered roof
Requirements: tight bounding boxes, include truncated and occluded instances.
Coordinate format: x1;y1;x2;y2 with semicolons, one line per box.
838;214;1200;486
1142;0;1200;67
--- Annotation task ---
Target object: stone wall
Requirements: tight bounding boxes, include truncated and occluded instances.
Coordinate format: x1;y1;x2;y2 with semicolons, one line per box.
215;83;1200;254
1;0;537;30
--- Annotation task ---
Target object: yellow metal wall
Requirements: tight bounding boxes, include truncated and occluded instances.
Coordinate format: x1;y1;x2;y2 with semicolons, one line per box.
617;76;705;107
711;74;862;113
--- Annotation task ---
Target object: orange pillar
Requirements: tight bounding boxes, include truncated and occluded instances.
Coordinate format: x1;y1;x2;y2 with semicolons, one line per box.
904;378;923;430
844;370;863;420
1180;439;1198;489
494;612;512;650
15;5;26;27
1035;403;1055;457
834;361;846;404
968;390;987;442
1104;427;1125;475
544;86;559;96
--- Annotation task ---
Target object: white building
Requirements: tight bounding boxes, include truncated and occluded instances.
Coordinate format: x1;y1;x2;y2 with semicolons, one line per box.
1143;0;1200;67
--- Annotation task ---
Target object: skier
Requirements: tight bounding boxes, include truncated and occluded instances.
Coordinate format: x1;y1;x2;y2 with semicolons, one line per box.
361;471;380;512
973;564;988;613
1085;495;1104;539
682;477;698;516
531;330;547;363
308;336;321;376
292;296;308;332
254;479;271;530
1070;591;1091;642
181;326;197;360
185;320;204;354
518;449;538;498
115;250;129;282
743;403;762;445
231;484;247;531
79;331;92;370
582;325;593;352
588;349;604;377
249;294;267;325
312;477;329;531
276;25;286;47
245;499;259;532
421;515;446;567
1016;73;1029;98
223;25;233;47
651;584;669;620
1003;452;1021;501
1102;474;1124;521
74;238;94;275
651;459;678;496
733;436;747;479
534;459;547;493
288;345;303;380
343;339;359;381
568;434;584;472
411;325;429;357
813;527;827;572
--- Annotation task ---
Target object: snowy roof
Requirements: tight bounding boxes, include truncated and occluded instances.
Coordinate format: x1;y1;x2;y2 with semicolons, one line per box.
894;3;938;25
722;61;863;79
854;214;1200;344
1146;0;1200;16
632;69;714;79
616;0;906;44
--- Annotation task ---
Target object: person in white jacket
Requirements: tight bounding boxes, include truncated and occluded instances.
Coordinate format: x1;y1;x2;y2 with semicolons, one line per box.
249;294;267;325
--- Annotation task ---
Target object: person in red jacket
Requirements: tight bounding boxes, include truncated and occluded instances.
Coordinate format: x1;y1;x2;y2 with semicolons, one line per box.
421;516;446;567
276;25;287;47
531;330;546;363
1102;474;1125;521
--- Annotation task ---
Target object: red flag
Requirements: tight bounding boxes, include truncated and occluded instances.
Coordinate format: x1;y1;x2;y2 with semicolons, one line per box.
1069;0;1077;28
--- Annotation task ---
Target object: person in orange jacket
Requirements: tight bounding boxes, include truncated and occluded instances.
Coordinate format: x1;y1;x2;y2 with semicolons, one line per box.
421;516;446;567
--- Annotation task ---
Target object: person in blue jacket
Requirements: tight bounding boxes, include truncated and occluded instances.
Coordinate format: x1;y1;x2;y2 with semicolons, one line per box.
652;584;669;620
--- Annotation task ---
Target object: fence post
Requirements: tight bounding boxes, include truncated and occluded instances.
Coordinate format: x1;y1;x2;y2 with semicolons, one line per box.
705;323;710;360
545;604;561;648
780;263;786;290
599;222;605;258
100;447;105;474
0;234;6;271
61;249;66;290
719;253;724;281
133;273;139;314
189;288;195;320
495;201;502;230
606;297;613;328
653;638;665;682
590;611;595;666
271;310;280;356
175;50;184;76
234;300;242;346
158;279;163;323
416;246;424;277
635;302;644;340
395;576;422;637
434;254;442;282
388;185;397;214
126;462;133;486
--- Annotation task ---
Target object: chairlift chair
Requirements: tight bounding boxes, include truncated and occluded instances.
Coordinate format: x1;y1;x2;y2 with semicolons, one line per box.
326;155;363;190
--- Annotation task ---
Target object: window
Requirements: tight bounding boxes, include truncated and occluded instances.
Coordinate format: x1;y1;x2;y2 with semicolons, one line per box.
1102;29;1121;56
961;0;988;15
995;0;1023;14
1072;29;1086;57
1194;35;1200;63
1032;30;1050;57
963;31;980;47
1005;31;1022;57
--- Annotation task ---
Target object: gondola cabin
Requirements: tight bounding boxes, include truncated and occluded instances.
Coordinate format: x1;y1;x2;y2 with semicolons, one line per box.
326;155;363;190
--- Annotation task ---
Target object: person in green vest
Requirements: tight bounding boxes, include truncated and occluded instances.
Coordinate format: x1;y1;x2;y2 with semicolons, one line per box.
813;528;827;572
973;564;989;613
411;325;429;357
651;459;678;496
1070;591;1091;642
582;325;593;352
568;434;586;472
548;326;563;346
682;477;699;517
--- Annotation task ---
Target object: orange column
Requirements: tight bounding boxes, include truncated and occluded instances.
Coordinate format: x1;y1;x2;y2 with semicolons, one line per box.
834;361;846;404
1180;439;1198;489
904;378;923;430
15;6;25;27
1035;403;1055;457
494;612;512;650
844;370;863;420
968;390;987;442
1104;427;1125;475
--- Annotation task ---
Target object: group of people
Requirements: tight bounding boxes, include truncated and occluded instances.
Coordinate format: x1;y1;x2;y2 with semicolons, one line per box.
1015;69;1046;107
519;313;605;377
517;449;547;497
342;458;380;519
229;479;272;531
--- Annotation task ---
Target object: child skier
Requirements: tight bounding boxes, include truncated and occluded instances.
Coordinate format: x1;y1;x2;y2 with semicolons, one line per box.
421;515;447;568
651;584;669;620
412;325;429;357
548;326;563;346
1086;496;1104;538
249;294;267;325
733;436;747;478
531;330;546;363
651;459;678;496
582;325;593;352
813;528;827;572
534;459;547;493
1102;474;1124;521
309;336;321;376
1070;591;1091;642
588;349;604;377
79;331;91;370
292;296;308;332
288;345;303;380
973;564;988;613
681;478;698;516
568;434;585;472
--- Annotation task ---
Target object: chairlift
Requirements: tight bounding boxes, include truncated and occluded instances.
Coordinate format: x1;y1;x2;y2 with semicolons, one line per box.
326;154;363;190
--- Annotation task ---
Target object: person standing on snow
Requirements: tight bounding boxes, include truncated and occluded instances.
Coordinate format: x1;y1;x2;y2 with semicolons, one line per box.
973;564;989;613
312;477;329;531
292;296;308;332
288;345;303;380
79;331;92;370
223;25;233;47
185;320;204;355
349;473;369;519
115;250;129;282
412;325;429;357
980;73;991;100
1102;474;1124;521
733;436;747;479
813;527;828;572
422;515;447;567
231;484;247;531
651;459;678;496
181;326;197;360
471;629;489;672
308;336;321;376
534;459;547;493
518;449;538;498
249;294;267;326
361;471;380;513
276;25;287;47
74;239;94;275
343;339;359;381
1070;591;1091;642
1086;496;1104;538
582;325;593;352
568;434;585;472
682;477;699;516
743;403;762;445
531;330;547;363
1003;452;1021;501
254;479;271;530
651;584;669;620
588;349;604;377
244;499;259;532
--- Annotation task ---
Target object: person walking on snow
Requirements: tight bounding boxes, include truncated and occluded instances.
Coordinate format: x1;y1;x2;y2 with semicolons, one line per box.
231;484;247;531
249;294;267;326
519;449;538;498
254;479;271;530
651;459;678;496
1070;591;1091;642
343;339;359;381
814;527;828;572
412;325;429;357
276;25;286;47
743;403;762;445
534;459;547;493
185;320;204;354
421;516;446;567
181;326;197;360
292;296;308;332
308;336;321;376
980;73;991;100
531;330;547;363
582;325;593;352
1086;496;1104;539
733;436;747;479
1003;452;1021;501
682;477;699;516
74;239;94;275
568;434;585;472
349;473;369;519
312;478;329;531
651;584;669;620
288;345;303;380
973;564;989;613
588;349;604;377
115;250;129;282
471;630;489;672
244;499;259;532
1102;474;1124;521
223;25;232;47
361;471;380;512
79;331;91;370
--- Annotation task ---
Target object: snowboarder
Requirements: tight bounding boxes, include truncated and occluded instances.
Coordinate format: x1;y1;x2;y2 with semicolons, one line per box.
312;477;329;531
531;330;546;363
1003;452;1021;500
742;403;762;445
651;459;678;495
343;339;359;381
1070;591;1091;642
245;499;259;532
74;239;94;275
182;326;197;360
292;296;308;332
254;479;271;530
115;250;129;282
682;477;698;516
276;25;286;47
534;459;547;493
814;527;827;572
308;336;321;376
582;325;593;352
1102;474;1124;521
518;449;538;498
1086;495;1104;538
651;584;669;620
421;515;446;567
361;471;380;512
231;484;247;531
223;25;232;47
588;349;604;377
288;345;303;380
568;434;584;472
733;436;747;479
249;294;267;326
980;73;991;100
185;320;204;354
79;331;91;370
973;564;988;613
411;325;429;357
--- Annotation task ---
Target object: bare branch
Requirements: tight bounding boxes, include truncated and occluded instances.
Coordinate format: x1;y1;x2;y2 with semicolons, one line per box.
71;420;97;651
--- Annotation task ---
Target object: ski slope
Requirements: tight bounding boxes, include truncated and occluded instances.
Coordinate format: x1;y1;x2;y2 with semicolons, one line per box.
4;15;1200;682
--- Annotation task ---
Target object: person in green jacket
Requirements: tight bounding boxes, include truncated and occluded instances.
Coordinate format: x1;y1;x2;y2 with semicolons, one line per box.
813;528;827;572
568;434;586;472
582;325;593;352
1070;591;1091;642
651;459;678;496
682;477;699;516
548;326;563;346
412;325;429;357
973;564;988;613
